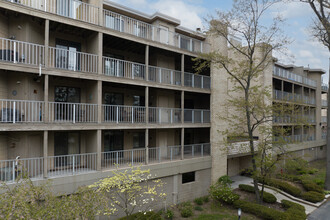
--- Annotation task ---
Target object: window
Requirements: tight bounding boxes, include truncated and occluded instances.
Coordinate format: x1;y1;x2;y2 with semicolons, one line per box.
133;96;145;106
55;39;81;71
104;93;124;105
57;0;82;19
133;132;145;149
55;86;80;103
182;172;195;184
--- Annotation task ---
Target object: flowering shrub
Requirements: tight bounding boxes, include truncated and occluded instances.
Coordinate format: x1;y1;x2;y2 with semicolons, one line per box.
209;182;239;205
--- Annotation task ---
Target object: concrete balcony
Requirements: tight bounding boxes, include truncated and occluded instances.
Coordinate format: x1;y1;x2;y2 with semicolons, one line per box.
273;66;317;88
273;90;316;105
0;143;211;183
322;99;328;108
5;0;99;25
322;83;328;92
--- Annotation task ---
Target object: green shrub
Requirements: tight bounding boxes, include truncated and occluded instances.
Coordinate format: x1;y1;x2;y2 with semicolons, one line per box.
165;210;174;220
180;206;193;218
194;206;203;211
240;168;253;177
238;184;276;203
264;179;302;197
209;183;239;205
218;175;233;185
281;200;306;220
297;170;307;175
202;196;209;203
308;168;319;174
233;200;286;220
194;197;204;205
118;211;162;220
301;191;325;203
314;178;325;186
302;180;323;193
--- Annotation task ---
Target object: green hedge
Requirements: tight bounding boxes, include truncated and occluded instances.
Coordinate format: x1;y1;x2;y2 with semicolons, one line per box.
233;200;286;220
238;184;277;203
264;179;302;197
301;191;325;203
233;199;306;220
301;180;324;193
118;211;162;220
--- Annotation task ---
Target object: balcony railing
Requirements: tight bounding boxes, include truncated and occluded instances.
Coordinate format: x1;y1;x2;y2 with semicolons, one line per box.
102;148;146;170
273;90;316;105
184;109;210;123
6;0;99;25
273;115;316;124
322;83;328;92
103;9;208;53
0;157;43;182
0;99;44;123
49;46;98;73
48;102;98;123
47;153;97;177
0;37;44;66
102;57;145;80
273;66;317;87
184;72;211;89
322;99;328;107
322;132;327;139
148;66;181;85
322;116;327;123
149;107;181;124
103;105;146;123
274;134;316;143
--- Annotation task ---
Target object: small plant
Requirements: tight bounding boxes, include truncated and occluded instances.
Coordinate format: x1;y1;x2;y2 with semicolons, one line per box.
301;180;323;193
301;191;325;203
202;196;209;203
165;209;174;220
194;206;203;211
210;182;239;205
179;202;193;218
194;197;204;205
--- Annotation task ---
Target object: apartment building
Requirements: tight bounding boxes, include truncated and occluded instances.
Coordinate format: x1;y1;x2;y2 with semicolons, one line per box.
0;0;327;212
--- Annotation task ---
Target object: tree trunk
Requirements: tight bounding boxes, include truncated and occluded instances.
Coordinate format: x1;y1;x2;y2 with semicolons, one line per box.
326;58;330;190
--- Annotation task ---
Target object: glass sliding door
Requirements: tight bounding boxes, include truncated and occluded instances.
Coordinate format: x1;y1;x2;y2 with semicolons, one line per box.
55;39;81;71
54;132;80;167
57;0;82;20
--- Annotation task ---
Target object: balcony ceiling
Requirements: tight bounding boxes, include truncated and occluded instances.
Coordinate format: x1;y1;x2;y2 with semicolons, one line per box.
49;21;95;38
103;35;145;55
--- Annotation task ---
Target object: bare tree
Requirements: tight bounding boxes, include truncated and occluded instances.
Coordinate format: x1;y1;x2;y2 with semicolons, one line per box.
300;0;330;190
196;0;292;204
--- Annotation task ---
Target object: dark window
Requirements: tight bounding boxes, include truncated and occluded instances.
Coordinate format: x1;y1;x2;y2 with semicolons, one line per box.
104;93;124;105
55;86;80;103
182;172;195;184
133;96;145;106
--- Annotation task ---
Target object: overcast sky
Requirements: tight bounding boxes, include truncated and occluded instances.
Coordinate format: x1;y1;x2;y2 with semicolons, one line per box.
109;0;329;83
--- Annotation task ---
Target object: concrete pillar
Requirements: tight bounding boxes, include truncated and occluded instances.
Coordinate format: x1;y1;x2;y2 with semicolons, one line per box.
181;128;184;160
97;80;102;123
181;54;184;86
43;131;48;178
145;45;149;81
98;1;103;26
44;19;49;68
181;90;184;123
145;128;149;165
145;86;149;124
44;75;49;123
98;32;103;75
97;129;101;171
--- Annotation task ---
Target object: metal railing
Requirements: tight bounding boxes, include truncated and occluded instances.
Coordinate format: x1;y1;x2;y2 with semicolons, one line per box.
322;99;328;107
102;148;146;170
0;157;43;182
49;46;98;73
184;109;210;123
273;66;317;87
103;105;146;123
183;143;211;158
102;57;145;80
103;9;208;53
148;66;181;85
322;116;327;123
0;99;44;123
6;0;99;25
0;37;44;66
184;72;211;89
322;83;328;92
274;134;316;143
48;102;97;123
273;90;316;105
322;132;327;139
47;153;97;177
149;107;181;123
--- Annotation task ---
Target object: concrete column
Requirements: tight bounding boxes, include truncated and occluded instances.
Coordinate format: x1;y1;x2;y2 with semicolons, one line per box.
97;80;102;124
98;0;103;26
181;91;184;124
98;32;103;75
44;75;49;123
145;128;149;165
44;19;49;68
181;128;184;160
145;45;149;81
181;54;184;86
97;129;102;171
145;86;149;124
43;131;48;178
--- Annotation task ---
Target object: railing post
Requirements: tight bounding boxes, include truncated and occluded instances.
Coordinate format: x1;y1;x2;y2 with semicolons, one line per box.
178;35;181;48
44;0;47;12
201;110;203;123
201;76;204;89
171;71;173;85
190;39;192;51
170;147;173;161
192;75;195;88
201;144;204;157
171;109;173;124
12;161;15;182
159;68;162;83
159;108;161;124
116;106;119;123
116;151;119;165
13;101;16;123
131;150;134;165
72;155;75;174
200;41;203;53
73;104;76;123
159;147;161;163
132;64;134;79
13;41;17;63
192;110;194;123
192;145;194;157
132;107;134;123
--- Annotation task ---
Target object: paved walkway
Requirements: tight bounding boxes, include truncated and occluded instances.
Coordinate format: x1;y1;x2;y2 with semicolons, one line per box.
230;176;317;215
308;200;330;220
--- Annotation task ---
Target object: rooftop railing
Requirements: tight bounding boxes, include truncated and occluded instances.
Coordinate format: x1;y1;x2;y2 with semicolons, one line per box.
273;66;317;88
103;9;209;53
